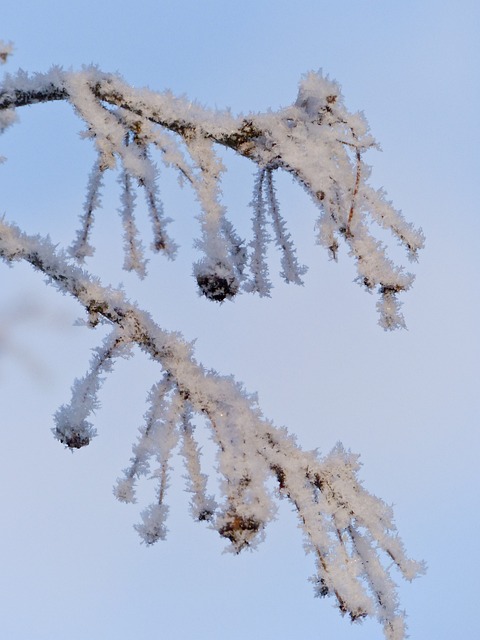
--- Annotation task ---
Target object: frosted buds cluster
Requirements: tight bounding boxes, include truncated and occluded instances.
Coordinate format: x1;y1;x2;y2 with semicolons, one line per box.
0;55;425;640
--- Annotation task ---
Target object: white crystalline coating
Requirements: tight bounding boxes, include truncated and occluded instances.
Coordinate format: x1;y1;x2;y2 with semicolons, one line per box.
0;65;423;323
135;503;169;544
113;476;136;504
0;221;424;639
245;168;272;296
118;168;148;278
179;406;217;521
295;71;342;117
69;159;104;261
0;63;426;640
186;134;242;292
52;328;133;449
246;167;306;295
110;109;178;258
263;169;307;285
360;184;425;259
113;375;178;502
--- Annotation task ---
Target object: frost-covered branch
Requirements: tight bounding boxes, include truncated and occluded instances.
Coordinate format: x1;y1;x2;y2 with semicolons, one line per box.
0;56;426;638
53;327;133;448
0;66;424;327
264;168;307;285
0;219;424;640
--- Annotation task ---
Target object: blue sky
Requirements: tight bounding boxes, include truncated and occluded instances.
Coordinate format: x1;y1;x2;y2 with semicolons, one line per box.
1;2;479;639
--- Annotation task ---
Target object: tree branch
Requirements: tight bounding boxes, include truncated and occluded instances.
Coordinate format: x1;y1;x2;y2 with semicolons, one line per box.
0;62;426;639
0;67;424;327
0;217;424;640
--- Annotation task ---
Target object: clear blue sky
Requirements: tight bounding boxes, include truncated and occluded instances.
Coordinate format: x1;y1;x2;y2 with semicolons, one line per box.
1;2;479;639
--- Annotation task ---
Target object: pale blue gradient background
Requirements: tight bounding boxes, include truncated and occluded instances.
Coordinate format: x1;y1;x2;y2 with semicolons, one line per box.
0;2;479;639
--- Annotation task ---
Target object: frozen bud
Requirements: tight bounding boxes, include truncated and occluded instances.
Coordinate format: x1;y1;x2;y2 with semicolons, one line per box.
295;71;340;117
113;477;136;503
195;262;239;302
53;424;93;449
217;511;262;552
134;504;168;544
53;405;97;450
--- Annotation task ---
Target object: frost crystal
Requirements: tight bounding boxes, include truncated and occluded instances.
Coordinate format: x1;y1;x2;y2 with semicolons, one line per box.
0;61;426;640
0;65;423;326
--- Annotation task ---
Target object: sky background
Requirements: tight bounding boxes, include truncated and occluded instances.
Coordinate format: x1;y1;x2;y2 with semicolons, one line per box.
1;1;479;639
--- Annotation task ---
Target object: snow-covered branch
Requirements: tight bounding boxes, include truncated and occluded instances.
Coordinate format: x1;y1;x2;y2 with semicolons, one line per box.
0;66;424;327
0;219;424;640
0;58;426;639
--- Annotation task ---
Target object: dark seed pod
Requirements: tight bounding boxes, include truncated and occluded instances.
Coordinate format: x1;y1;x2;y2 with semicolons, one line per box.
55;426;91;450
196;265;239;302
